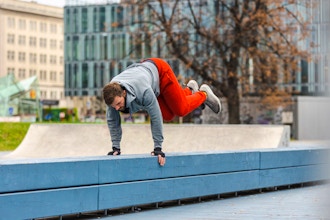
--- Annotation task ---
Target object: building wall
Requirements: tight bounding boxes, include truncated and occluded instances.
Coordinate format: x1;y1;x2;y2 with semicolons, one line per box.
294;96;330;140
0;0;65;103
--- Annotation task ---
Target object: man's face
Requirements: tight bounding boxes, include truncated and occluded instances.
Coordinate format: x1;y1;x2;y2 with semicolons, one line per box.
111;91;126;111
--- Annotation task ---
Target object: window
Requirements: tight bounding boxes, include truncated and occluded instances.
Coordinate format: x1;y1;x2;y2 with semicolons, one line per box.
82;63;88;90
59;72;64;81
39;70;47;81
7;51;15;61
30;21;37;31
72;35;79;60
65;9;71;33
82;8;88;33
7;34;15;44
50;91;57;99
60;24;64;34
7;68;15;75
18;35;26;45
7;17;15;28
18;52;26;62
100;35;107;60
50;39;57;49
29;69;37;77
40;22;47;32
65;37;71;60
40;54;47;64
73;9;78;32
50;55;57;64
18;69;26;78
19;19;26;30
50;71;57;81
29;53;37;63
40;90;47;99
39;38;47;48
29;37;37;47
50;24;57;33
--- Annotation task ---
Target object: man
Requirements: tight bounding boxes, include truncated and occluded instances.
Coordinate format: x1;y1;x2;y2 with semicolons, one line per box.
103;58;221;166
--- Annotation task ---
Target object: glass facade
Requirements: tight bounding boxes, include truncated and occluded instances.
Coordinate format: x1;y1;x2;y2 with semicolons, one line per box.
64;0;330;97
297;0;330;95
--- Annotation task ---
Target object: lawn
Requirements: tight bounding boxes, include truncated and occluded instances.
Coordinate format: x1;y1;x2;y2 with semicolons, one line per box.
0;122;31;151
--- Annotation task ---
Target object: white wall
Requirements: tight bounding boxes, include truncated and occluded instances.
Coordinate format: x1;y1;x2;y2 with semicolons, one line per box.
296;96;330;140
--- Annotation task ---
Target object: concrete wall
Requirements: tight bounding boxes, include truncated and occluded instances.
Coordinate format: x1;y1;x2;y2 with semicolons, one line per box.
294;96;330;140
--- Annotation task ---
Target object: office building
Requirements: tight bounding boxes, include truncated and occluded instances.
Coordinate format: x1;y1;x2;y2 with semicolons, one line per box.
0;0;65;104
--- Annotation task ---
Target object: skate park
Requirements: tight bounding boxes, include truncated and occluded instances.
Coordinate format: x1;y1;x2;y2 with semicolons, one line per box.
0;124;330;219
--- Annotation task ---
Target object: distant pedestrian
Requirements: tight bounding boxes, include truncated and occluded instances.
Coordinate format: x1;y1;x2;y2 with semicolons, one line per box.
103;58;221;166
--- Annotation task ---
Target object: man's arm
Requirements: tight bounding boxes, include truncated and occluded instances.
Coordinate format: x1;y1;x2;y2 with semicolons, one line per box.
106;106;122;150
142;88;164;150
143;90;166;166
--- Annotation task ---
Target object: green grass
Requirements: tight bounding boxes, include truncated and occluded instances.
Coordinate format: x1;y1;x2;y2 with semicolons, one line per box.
0;122;31;151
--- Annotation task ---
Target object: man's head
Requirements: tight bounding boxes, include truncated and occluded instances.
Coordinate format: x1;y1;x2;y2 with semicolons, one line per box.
103;82;126;111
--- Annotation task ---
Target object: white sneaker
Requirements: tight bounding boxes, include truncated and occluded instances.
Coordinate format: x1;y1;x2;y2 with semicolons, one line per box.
187;80;199;93
200;84;221;114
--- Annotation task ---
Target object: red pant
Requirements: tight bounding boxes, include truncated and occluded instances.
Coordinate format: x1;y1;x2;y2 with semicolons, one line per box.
145;58;206;121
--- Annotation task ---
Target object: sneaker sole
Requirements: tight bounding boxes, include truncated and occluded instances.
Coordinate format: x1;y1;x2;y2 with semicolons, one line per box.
200;84;221;114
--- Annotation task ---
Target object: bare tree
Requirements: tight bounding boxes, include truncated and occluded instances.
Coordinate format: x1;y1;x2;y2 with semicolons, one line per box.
123;0;314;123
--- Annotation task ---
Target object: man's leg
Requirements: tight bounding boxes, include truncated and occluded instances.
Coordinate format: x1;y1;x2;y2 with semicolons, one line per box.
157;95;175;121
183;87;192;96
149;58;206;118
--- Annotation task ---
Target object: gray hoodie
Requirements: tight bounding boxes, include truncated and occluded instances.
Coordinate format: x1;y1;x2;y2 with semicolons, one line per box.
106;61;163;150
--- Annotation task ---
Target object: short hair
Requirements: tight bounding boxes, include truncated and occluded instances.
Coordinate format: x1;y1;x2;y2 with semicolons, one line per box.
103;82;124;106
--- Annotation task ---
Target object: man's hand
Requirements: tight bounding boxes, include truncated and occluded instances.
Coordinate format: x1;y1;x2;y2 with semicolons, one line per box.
107;147;121;156
151;147;166;166
157;155;166;166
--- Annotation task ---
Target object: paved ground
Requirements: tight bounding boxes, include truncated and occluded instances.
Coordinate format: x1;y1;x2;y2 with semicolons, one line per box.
104;185;330;220
72;183;329;220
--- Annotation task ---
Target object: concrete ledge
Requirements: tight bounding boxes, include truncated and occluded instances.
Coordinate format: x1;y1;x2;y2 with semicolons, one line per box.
259;147;330;169
0;146;329;219
0;151;260;193
0;186;98;220
98;170;260;210
259;164;328;188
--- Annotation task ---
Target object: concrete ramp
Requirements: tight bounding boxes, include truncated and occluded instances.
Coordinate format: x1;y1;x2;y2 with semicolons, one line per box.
4;124;290;159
